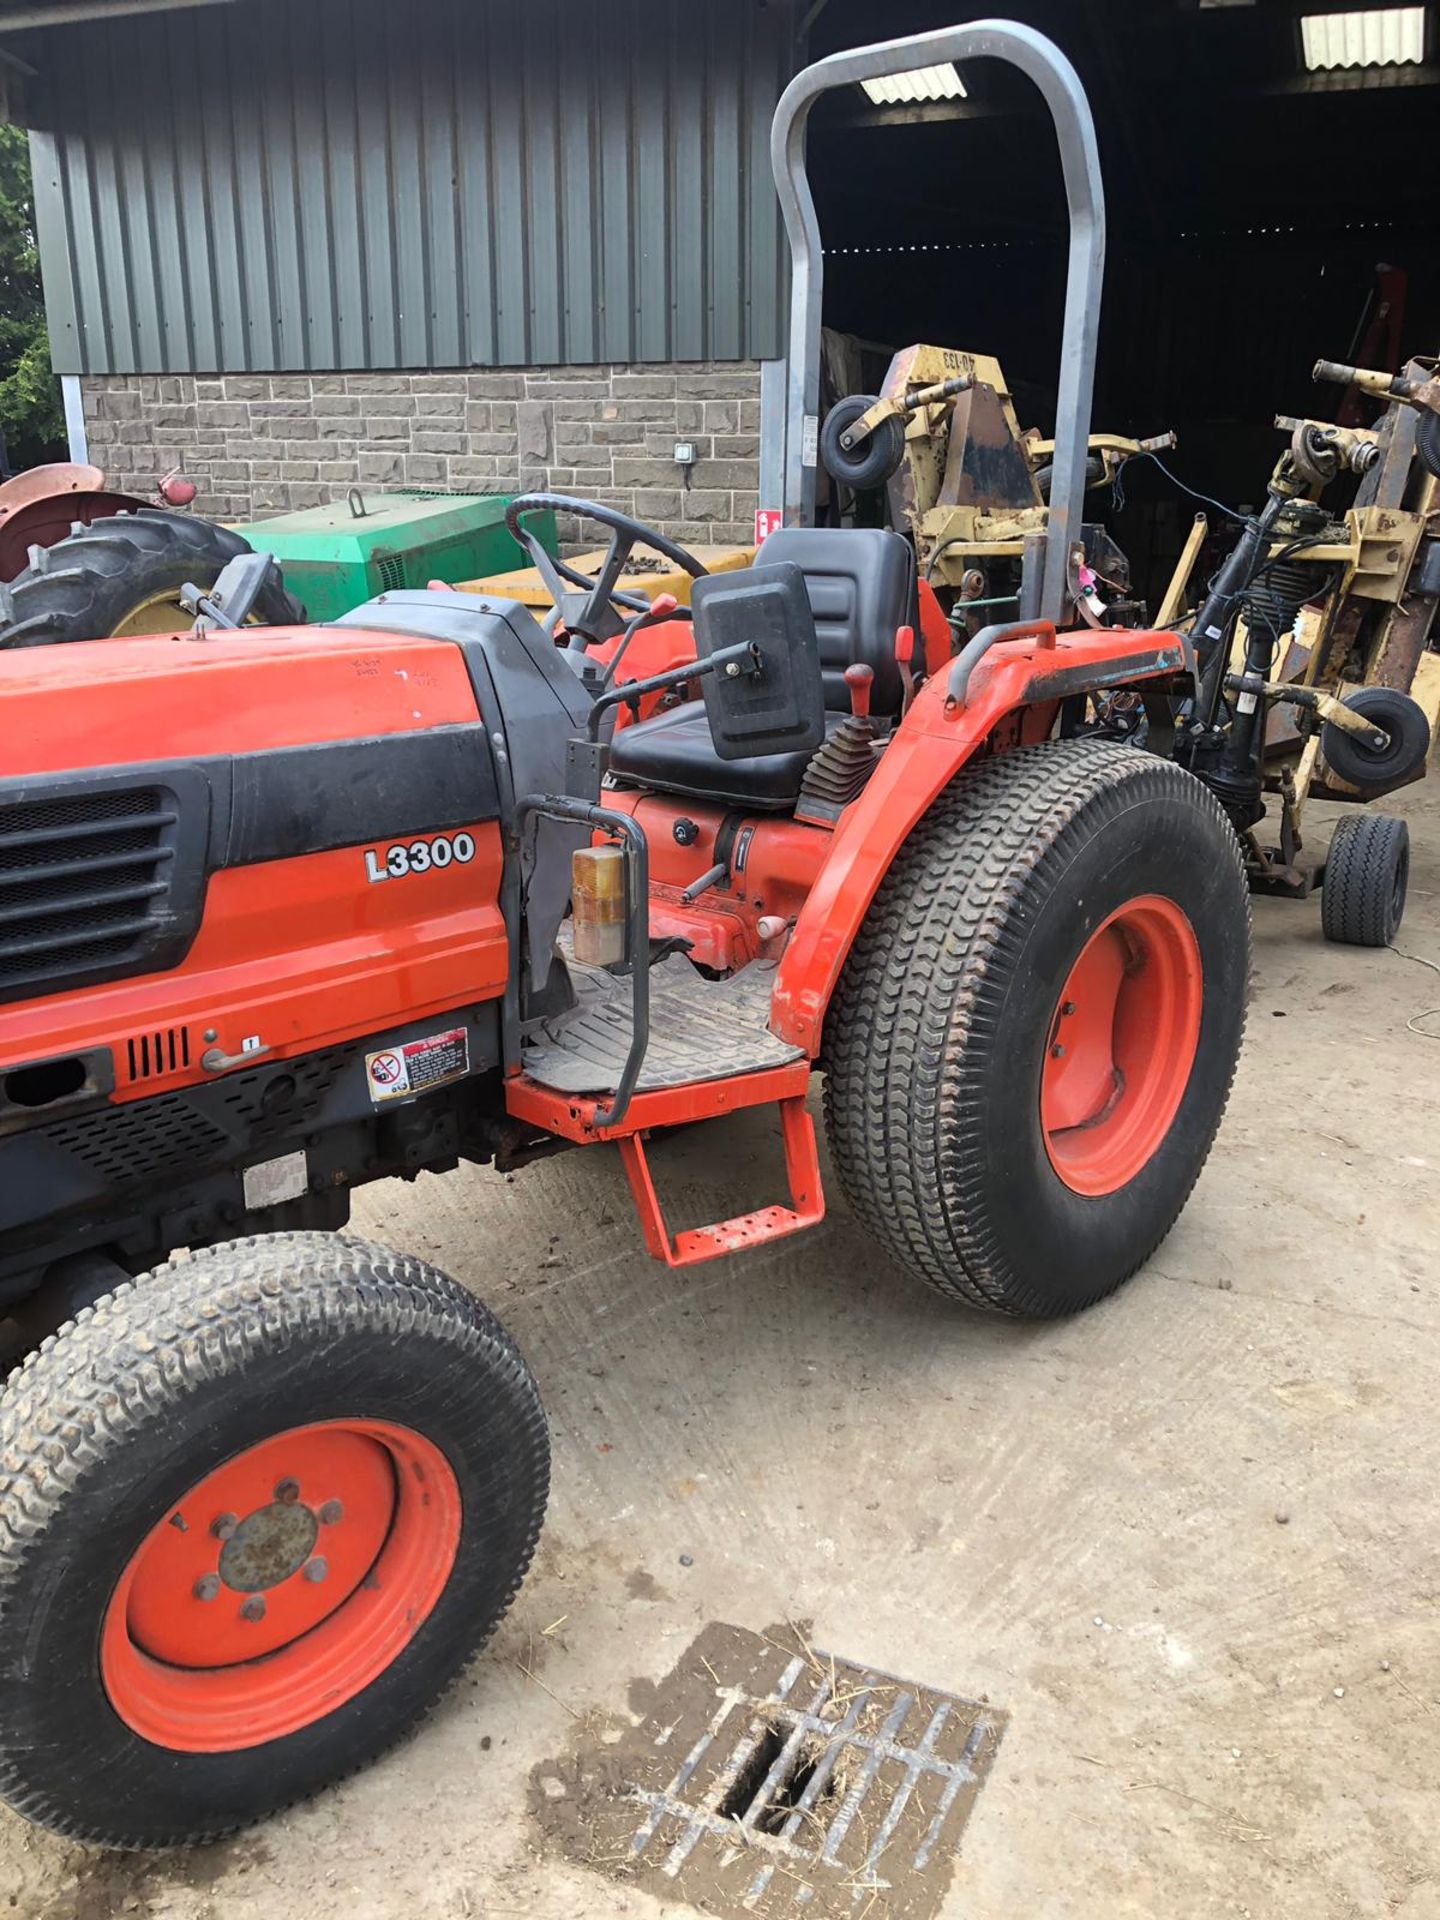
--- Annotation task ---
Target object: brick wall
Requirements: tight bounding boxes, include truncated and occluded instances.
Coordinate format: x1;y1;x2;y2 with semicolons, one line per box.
79;362;763;546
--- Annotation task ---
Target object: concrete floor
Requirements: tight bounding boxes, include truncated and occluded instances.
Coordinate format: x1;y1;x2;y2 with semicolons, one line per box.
8;780;1440;1920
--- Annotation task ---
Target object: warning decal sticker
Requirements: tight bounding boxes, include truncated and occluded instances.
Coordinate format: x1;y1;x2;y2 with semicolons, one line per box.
365;1027;470;1104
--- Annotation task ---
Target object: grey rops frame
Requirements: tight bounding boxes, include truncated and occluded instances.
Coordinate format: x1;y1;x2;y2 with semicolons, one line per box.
769;19;1106;624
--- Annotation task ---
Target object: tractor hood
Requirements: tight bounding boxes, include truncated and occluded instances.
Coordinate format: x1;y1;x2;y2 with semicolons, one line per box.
0;625;482;775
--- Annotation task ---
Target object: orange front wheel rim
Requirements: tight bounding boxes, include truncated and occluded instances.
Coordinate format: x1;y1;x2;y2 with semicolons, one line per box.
102;1419;461;1753
1040;894;1203;1198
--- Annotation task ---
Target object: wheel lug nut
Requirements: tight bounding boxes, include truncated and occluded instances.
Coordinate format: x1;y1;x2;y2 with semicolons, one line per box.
274;1477;301;1504
240;1596;267;1623
210;1511;238;1541
1051;1043;1066;1058
303;1557;329;1584
318;1499;343;1526
194;1574;221;1602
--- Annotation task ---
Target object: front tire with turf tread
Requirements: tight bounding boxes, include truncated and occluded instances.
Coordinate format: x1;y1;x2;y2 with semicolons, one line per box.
823;741;1251;1316
1321;811;1409;946
0;508;306;646
0;1231;548;1848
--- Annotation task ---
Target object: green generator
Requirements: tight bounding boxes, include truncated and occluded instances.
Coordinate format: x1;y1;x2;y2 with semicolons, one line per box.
232;490;558;622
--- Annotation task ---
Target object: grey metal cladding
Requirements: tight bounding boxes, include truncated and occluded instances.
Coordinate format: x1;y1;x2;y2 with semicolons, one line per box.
27;0;790;376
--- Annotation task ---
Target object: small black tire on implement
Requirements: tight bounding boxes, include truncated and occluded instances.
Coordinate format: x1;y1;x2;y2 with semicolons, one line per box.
1417;407;1440;483
1321;811;1409;946
0;1232;548;1848
1033;453;1107;501
823;740;1251;1317
1320;686;1431;793
0;508;306;647
819;396;907;491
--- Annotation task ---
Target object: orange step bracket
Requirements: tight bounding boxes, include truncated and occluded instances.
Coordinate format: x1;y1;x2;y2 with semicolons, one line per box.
616;1095;825;1268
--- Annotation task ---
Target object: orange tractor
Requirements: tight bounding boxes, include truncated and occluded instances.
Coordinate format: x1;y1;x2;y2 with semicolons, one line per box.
0;23;1251;1846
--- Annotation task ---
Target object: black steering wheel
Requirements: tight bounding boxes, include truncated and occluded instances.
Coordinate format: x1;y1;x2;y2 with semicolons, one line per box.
504;493;709;646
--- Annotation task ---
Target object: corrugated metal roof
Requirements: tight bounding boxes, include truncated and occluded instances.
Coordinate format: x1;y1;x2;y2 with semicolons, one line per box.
28;0;791;375
1300;6;1427;71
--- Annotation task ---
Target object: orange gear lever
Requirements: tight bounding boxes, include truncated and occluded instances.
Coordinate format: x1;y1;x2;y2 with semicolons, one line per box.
647;592;680;619
894;625;916;710
844;662;874;719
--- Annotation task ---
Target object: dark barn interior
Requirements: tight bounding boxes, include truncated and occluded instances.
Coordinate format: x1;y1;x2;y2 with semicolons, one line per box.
802;0;1440;601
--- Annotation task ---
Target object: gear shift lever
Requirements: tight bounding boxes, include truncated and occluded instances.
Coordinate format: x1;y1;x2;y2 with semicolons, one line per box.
844;662;874;720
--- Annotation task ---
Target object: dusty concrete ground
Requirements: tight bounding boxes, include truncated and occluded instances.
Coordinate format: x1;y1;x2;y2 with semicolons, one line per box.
6;780;1440;1920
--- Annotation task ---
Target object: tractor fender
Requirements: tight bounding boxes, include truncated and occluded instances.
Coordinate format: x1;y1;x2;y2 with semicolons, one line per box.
0;466;153;584
770;625;1196;1054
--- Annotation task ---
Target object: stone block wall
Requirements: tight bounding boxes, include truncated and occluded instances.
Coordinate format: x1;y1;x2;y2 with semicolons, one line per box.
79;362;764;547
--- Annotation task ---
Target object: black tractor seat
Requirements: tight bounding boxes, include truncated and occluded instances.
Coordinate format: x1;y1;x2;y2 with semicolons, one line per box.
608;527;915;811
609;702;852;811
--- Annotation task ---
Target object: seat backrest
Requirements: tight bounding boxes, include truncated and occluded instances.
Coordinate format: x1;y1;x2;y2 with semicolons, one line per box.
759;527;915;716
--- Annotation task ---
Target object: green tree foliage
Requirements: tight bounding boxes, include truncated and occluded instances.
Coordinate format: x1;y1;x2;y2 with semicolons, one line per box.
0;124;63;470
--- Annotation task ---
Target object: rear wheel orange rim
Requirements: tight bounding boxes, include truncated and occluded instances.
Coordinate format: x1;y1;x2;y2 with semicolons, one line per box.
101;1419;461;1753
1040;894;1203;1197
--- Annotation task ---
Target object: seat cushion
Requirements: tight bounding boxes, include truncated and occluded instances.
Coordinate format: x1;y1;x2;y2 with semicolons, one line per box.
609;701;826;810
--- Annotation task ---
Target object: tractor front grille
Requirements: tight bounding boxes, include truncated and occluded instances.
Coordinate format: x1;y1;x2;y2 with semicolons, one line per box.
0;783;190;1001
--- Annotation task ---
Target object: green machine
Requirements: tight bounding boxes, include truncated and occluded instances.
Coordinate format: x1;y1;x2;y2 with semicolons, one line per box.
232;489;558;622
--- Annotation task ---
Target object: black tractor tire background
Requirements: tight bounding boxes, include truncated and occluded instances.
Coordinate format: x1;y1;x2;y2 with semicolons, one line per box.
823;741;1251;1317
819;396;907;491
1033;454;1107;501
1321;811;1409;946
0;1232;548;1848
0;509;306;647
1417;407;1440;482
1320;686;1432;792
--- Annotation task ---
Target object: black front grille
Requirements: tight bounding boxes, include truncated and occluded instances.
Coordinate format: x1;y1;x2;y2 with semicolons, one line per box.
45;1093;232;1189
0;775;206;1003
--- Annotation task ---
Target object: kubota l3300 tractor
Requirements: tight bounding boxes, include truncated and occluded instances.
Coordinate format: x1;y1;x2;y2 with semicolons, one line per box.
0;21;1250;1847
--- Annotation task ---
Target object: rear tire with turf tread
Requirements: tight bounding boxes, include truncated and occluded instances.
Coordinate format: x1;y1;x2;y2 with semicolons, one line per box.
823;740;1251;1316
0;508;306;647
0;1230;548;1848
1321;811;1408;946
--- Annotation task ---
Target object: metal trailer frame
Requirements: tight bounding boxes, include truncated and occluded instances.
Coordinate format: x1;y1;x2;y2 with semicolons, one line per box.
769;18;1106;625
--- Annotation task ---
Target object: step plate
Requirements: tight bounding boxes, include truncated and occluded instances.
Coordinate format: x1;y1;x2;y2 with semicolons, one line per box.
523;951;803;1097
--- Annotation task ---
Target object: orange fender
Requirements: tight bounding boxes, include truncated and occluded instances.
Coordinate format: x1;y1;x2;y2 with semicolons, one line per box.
582;614;697;729
770;626;1193;1053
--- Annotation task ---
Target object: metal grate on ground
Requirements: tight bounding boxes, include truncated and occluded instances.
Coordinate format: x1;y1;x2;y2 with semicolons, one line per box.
532;1621;1005;1919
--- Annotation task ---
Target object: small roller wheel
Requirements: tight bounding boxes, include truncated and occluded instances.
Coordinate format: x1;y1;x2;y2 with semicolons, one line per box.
1321;812;1409;946
1320;686;1431;793
0;1232;548;1846
819;395;906;491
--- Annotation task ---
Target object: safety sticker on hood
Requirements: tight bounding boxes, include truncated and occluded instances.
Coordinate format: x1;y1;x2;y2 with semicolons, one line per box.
365;1027;469;1103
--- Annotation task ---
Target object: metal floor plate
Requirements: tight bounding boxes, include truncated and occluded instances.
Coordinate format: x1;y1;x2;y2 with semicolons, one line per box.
531;1620;1006;1919
522;949;804;1096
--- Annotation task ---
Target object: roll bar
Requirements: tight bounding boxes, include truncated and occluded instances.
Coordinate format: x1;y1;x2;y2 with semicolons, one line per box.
769;20;1106;624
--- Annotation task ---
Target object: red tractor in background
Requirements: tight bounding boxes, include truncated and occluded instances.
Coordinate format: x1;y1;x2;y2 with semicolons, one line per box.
0;460;304;642
0;22;1251;1848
